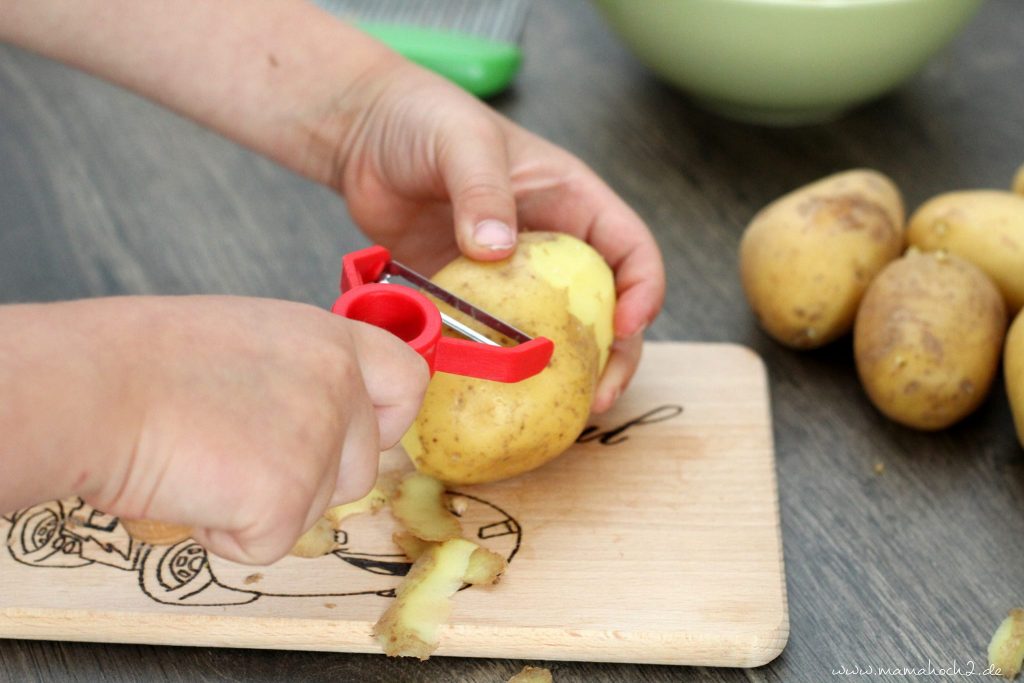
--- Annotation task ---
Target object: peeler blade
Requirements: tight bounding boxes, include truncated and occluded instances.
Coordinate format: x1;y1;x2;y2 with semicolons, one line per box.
333;245;554;382
385;259;532;345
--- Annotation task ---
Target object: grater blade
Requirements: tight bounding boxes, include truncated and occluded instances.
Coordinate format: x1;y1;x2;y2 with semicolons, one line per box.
315;0;532;43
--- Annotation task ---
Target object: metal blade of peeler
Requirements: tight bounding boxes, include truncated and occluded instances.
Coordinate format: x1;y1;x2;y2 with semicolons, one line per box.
386;260;533;345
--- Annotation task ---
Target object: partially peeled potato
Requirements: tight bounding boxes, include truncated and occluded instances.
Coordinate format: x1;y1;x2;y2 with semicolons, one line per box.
401;231;615;484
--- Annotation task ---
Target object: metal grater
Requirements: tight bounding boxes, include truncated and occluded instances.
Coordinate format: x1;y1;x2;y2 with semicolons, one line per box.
313;0;533;97
317;0;532;43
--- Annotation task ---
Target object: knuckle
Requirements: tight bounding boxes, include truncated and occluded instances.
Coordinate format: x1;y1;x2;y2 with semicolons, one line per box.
457;178;511;205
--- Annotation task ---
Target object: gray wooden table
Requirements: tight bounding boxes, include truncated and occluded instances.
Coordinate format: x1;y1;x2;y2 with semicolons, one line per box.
3;1;1023;681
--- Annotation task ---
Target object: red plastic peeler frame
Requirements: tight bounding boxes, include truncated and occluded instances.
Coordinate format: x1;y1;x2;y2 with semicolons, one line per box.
331;246;554;383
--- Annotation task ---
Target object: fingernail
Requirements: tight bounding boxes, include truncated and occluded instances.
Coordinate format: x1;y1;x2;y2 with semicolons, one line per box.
473;220;515;250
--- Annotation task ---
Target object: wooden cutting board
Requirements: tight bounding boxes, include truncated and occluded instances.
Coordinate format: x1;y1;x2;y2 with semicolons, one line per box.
0;342;787;667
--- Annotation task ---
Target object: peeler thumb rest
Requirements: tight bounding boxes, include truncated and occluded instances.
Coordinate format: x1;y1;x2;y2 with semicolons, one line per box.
331;246;554;383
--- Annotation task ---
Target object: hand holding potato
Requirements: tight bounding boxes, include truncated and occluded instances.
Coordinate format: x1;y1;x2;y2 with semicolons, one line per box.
331;63;664;414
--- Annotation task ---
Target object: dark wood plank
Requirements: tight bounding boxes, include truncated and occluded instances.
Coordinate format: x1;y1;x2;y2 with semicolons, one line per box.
2;0;1024;680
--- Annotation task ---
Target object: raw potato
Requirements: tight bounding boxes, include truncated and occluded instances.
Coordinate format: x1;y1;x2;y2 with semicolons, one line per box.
508;666;554;683
462;546;508;586
739;169;905;349
1006;311;1024;449
372;537;503;659
380;476;507;660
290;517;338;558
393;532;507;584
393;531;433;561
402;232;615;484
854;250;1007;430
989;609;1024;679
323;484;388;526
1014;163;1024;196
391;472;463;542
907;190;1024;314
292;484;390;558
120;518;192;546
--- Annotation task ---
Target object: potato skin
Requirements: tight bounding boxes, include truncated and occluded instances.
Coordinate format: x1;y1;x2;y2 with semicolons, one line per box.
739;169;904;349
401;232;615;485
854;250;1007;430
1006;311;1024;448
907;190;1024;314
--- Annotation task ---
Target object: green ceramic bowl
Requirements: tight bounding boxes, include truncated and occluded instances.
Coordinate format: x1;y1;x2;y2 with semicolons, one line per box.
592;0;984;125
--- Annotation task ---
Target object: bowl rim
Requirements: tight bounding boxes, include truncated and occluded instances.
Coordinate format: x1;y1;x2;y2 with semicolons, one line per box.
664;0;982;7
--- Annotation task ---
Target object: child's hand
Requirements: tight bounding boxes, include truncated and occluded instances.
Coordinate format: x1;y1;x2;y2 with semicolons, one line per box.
324;62;665;413
1;0;664;412
1;296;429;565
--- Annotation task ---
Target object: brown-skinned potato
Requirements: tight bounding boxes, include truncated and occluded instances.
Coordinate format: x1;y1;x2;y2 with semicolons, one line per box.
740;169;904;349
854;250;1006;430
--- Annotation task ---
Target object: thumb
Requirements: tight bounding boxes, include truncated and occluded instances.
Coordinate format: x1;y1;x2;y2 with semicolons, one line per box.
346;320;431;449
439;121;518;260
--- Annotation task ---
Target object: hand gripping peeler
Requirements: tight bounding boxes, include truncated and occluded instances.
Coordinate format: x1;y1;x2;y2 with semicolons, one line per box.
331;246;554;382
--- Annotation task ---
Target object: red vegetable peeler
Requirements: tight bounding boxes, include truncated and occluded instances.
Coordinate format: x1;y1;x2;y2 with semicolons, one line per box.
331;246;554;382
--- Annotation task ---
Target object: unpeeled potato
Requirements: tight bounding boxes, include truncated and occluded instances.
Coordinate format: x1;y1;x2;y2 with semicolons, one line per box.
401;232;615;485
739;169;905;349
854;250;1006;430
1006;311;1024;449
907;190;1024;314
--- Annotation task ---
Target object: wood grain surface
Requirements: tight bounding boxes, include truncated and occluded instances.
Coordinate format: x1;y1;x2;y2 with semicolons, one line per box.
2;0;1024;681
0;343;786;668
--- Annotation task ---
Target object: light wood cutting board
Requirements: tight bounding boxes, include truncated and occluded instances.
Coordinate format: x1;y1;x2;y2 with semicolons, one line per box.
0;342;788;667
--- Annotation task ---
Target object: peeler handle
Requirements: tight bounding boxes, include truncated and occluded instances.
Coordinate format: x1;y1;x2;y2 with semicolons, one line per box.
332;282;444;372
331;246;553;382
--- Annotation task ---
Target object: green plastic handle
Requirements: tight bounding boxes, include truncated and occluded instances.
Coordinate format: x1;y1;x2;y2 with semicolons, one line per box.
358;22;522;98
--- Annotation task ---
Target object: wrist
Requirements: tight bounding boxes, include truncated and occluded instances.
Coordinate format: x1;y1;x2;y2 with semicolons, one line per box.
0;0;402;189
0;299;143;512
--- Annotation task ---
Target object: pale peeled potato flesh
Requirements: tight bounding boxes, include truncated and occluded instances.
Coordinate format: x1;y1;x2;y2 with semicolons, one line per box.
289;517;338;558
390;472;463;542
989;609;1024;679
323;484;388;526
854;250;1006;430
401;232;615;485
508;666;555;683
372;537;504;659
739;169;905;349
907;190;1024;314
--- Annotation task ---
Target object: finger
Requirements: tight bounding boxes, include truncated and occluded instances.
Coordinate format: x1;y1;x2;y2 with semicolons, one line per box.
523;180;663;337
191;492;308;566
510;136;665;338
592;331;644;414
332;383;381;505
192;526;293;566
345;321;430;447
301;449;341;533
438;118;518;259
